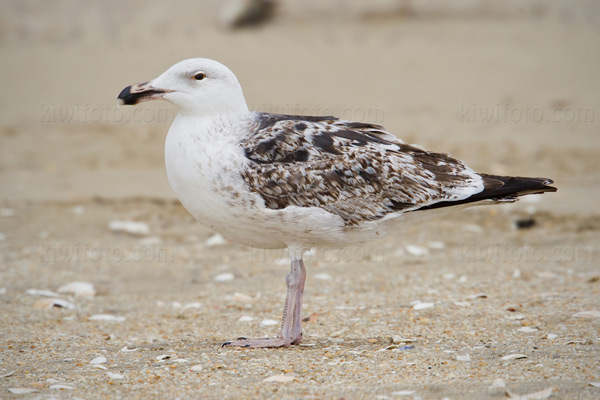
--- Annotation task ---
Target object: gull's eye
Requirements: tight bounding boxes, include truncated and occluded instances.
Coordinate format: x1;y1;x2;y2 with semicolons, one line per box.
193;72;206;81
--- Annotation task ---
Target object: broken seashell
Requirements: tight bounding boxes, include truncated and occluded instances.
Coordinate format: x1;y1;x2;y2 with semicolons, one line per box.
391;390;416;396
505;387;552;399
490;378;506;388
405;245;428;257
391;336;416;343
262;374;295;383
214;272;234;282
413;302;434;310
182;302;202;310
501;354;527;361
572;310;600;319
34;298;74;310
108;220;149;236
230;292;253;302
58;282;95;298
8;388;38;394
467;293;487;300
205;233;226;247
49;384;75;390
27;289;59;297
517;327;539;333
89;314;125;322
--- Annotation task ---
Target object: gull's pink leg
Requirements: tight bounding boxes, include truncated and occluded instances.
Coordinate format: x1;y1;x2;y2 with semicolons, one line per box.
290;258;306;345
223;249;306;348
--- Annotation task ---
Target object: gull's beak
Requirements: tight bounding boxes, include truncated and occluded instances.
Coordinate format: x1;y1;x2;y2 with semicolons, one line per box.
117;81;173;105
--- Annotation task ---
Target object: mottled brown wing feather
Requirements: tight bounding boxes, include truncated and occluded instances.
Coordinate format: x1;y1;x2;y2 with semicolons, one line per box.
240;113;483;225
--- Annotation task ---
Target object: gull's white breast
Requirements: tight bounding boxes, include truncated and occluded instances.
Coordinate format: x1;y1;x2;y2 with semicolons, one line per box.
164;114;340;249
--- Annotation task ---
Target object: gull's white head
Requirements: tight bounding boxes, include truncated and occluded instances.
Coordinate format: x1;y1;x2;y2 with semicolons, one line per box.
118;58;249;117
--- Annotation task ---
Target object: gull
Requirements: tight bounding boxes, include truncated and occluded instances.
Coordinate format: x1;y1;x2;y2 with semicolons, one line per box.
117;58;556;348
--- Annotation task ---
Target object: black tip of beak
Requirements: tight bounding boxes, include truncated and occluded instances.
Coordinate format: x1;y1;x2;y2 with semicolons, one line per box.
117;85;138;105
118;82;169;105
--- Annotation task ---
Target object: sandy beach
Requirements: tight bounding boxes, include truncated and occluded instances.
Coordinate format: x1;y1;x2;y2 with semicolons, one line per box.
1;1;599;398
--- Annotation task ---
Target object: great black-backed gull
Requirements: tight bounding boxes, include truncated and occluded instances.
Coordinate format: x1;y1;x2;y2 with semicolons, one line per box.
118;58;556;348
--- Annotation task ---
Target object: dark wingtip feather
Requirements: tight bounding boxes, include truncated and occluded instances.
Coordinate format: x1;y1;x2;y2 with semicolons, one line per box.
479;174;557;197
415;174;557;212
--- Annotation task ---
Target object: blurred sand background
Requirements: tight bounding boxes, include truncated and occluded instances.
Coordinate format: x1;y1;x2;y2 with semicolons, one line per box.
0;1;599;399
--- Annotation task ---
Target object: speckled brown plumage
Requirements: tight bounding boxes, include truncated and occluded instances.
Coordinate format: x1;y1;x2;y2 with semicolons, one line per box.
240;113;484;225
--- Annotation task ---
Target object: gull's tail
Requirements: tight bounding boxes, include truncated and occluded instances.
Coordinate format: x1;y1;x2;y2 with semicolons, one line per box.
419;174;557;211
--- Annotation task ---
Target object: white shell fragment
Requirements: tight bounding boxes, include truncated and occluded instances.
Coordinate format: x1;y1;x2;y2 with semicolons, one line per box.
0;370;15;378
182;302;203;310
72;205;85;215
405;245;429;257
0;287;6;295
456;354;471;362
8;388;39;394
89;356;107;365
572;310;600;319
490;378;506;388
262;374;295;383
0;208;15;217
119;347;138;352
501;354;527;361
239;315;254;322
392;390;416;396
589;382;600;388
517;327;539;333
138;236;162;246
205;233;227;247
34;298;74;310
453;301;470;307
466;293;487;300
190;365;203;372
214;272;234;282
261;319;278;326
107;372;124;379
428;241;445;249
505;388;552;399
49;384;74;390
230;292;254;302
413;302;434;310
58;282;96;298
89;314;126;322
108;220;150;236
27;289;59;297
314;273;332;281
391;336;416;343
